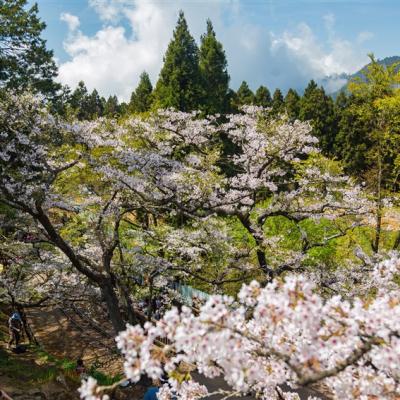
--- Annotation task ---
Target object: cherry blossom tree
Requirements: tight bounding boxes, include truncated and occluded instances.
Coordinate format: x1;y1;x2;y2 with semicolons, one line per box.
0;92;131;332
80;253;400;400
3;92;396;400
1;93;372;337
95;106;372;283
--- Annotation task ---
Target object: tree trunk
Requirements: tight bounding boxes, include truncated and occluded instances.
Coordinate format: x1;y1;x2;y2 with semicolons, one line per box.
118;280;138;325
147;278;154;320
100;281;125;334
373;148;383;253
393;231;400;250
238;214;273;281
16;306;38;345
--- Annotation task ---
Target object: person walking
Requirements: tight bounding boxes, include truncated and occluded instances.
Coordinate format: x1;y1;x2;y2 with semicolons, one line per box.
7;312;23;350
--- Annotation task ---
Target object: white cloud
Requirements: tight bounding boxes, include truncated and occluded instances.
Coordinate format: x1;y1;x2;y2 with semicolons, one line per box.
270;21;367;92
60;12;80;32
57;1;370;99
357;31;374;44
323;13;335;34
88;0;128;22
59;0;173;101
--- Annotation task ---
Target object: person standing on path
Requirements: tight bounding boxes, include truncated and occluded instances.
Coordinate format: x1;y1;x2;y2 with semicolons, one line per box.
7;312;23;349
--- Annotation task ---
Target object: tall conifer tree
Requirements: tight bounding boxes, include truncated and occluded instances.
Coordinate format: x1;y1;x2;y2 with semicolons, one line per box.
153;11;201;111
254;86;272;107
271;88;284;114
284;88;300;120
0;0;60;97
130;71;153;113
199;20;230;114
104;95;120;117
87;89;104;119
69;81;91;120
299;80;336;154
236;81;254;106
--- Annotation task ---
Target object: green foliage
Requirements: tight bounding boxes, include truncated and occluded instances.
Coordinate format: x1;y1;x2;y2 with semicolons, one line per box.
87;89;104;119
334;94;371;174
271;88;284;114
103;95;120;118
284;88;300;120
0;0;60;97
335;54;400;191
199;20;230;114
89;368;122;386
254;85;272;108
69;81;89;119
299;80;337;154
68;81;105;120
0;344;120;388
153;11;202;111
235;81;254;107
129;71;153;114
0;346;59;384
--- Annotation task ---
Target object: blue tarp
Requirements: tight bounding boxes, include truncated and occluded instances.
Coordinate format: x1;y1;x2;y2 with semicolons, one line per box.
172;282;210;306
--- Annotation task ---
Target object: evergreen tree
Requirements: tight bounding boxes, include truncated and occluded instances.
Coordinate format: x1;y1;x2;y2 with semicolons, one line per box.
335;55;400;251
254;85;272;108
69;81;92;120
119;102;129;115
334;94;368;173
335;55;400;191
199;19;230;114
0;0;60;97
236;81;254;106
332;91;350;157
153;11;201;111
104;95;120;117
284;88;300;120
129;71;153;113
226;88;239;113
87;89;104;119
271;88;284;114
298;80;336;154
70;81;88;109
334;90;349;111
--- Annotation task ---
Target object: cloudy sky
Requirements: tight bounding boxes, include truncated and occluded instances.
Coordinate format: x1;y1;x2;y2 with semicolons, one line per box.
30;0;400;101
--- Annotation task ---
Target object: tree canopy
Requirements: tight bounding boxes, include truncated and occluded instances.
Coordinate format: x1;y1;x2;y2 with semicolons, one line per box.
1;3;400;398
153;11;202;111
199;19;230;114
129;71;153;114
0;0;59;97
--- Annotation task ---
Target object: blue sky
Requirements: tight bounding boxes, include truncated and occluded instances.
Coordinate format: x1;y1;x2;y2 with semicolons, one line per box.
30;0;400;100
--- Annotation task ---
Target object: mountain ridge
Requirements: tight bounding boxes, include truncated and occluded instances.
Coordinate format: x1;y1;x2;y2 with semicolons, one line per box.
321;55;400;97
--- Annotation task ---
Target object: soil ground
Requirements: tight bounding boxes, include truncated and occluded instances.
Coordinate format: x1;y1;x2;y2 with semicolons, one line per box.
0;307;143;399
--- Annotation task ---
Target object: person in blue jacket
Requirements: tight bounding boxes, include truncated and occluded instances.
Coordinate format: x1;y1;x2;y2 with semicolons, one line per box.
143;385;159;400
7;312;23;349
143;374;169;400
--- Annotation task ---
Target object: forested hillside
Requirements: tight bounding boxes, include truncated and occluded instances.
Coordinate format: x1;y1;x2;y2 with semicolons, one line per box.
1;1;400;400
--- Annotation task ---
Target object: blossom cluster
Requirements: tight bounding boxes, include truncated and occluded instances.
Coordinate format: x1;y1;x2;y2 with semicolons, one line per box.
80;254;400;400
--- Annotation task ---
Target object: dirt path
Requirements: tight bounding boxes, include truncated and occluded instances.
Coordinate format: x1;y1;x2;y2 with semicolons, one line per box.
0;305;123;399
28;308;111;363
